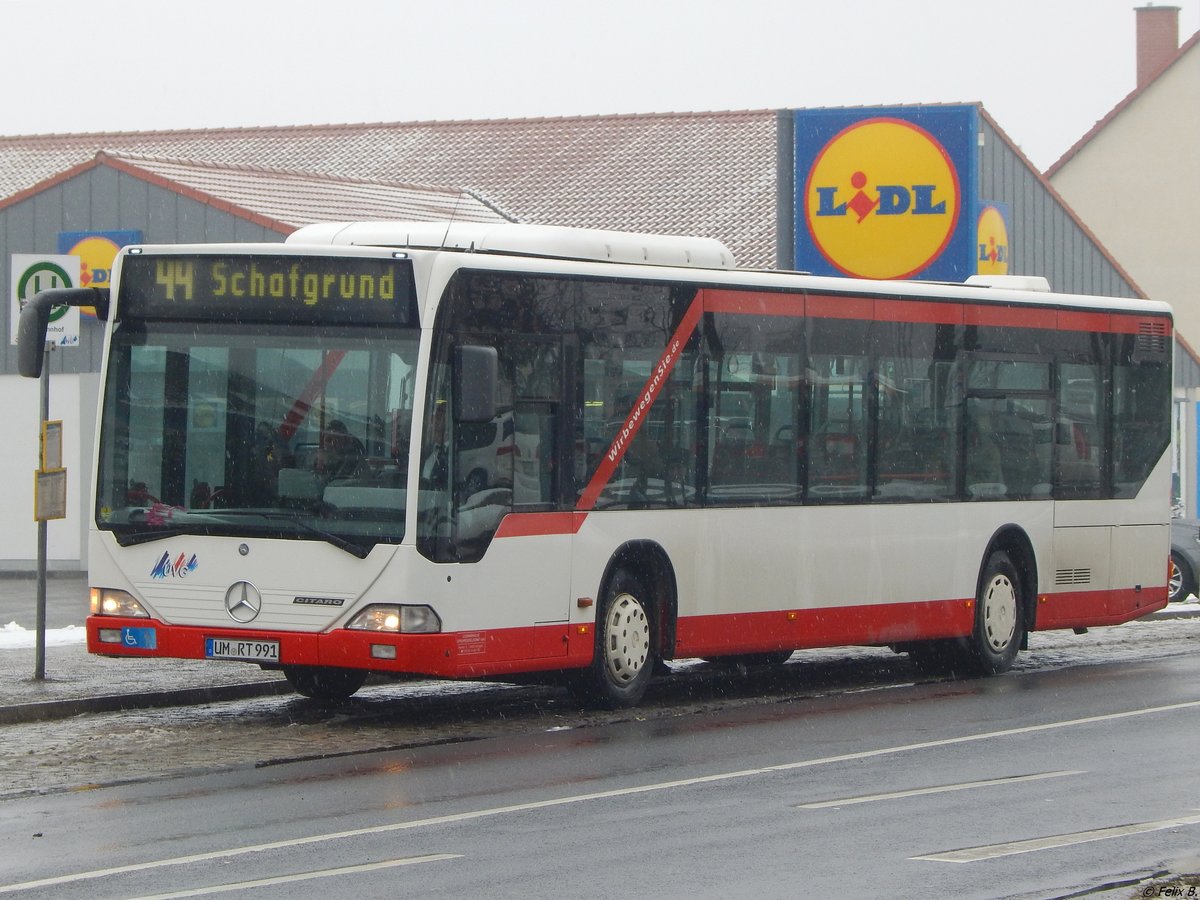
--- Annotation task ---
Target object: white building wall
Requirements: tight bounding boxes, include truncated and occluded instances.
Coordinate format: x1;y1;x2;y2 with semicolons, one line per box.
1049;47;1200;343
0;371;99;572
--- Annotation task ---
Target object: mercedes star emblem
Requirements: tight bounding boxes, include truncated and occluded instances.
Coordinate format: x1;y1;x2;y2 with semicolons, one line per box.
224;581;263;623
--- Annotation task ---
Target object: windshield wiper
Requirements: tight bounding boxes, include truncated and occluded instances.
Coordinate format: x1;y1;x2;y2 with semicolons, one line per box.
109;509;373;558
198;510;372;559
114;526;202;547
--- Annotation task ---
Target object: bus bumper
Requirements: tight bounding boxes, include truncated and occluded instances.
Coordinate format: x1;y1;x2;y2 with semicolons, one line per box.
86;616;593;679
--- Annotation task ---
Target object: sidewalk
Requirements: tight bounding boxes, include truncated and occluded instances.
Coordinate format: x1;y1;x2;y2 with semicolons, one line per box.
0;642;291;725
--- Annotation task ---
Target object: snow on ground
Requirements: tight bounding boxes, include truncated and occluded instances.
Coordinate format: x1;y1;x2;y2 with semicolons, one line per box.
0;622;86;650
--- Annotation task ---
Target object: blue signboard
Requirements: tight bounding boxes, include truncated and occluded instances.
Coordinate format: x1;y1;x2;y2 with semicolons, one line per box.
120;626;157;650
794;105;979;281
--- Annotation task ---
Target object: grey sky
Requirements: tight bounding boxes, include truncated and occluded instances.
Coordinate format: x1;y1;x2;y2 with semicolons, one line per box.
3;0;1197;171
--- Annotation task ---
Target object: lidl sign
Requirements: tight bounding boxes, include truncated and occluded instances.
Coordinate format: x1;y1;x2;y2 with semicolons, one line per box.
976;202;1010;275
58;230;142;319
794;106;978;281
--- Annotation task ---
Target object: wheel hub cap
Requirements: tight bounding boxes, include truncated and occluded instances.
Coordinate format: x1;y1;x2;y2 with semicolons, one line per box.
605;593;649;684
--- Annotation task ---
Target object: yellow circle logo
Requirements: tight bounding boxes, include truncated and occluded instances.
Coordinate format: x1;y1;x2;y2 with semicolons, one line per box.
68;235;122;319
69;236;121;289
804;118;961;279
976;205;1009;275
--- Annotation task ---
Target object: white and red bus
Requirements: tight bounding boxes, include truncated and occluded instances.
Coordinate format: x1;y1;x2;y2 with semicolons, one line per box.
18;222;1173;706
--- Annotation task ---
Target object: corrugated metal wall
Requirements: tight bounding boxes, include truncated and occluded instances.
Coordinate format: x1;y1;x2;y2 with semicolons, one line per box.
978;117;1139;300
0;166;284;377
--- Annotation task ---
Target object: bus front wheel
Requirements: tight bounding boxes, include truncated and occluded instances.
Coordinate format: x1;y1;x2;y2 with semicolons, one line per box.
284;665;367;701
569;568;655;709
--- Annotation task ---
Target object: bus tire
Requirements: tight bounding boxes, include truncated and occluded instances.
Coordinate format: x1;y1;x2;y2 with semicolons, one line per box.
284;665;367;701
969;550;1024;675
569;568;655;709
1169;550;1195;602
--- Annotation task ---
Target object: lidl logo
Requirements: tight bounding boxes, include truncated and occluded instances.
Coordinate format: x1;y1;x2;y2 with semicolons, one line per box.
57;230;142;319
70;236;119;290
803;117;961;280
976;204;1010;275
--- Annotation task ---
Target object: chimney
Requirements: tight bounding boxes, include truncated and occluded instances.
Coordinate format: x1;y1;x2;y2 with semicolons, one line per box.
1136;4;1181;87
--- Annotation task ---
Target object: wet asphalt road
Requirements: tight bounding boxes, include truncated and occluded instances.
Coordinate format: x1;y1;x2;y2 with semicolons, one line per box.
0;573;88;631
1;634;1198;899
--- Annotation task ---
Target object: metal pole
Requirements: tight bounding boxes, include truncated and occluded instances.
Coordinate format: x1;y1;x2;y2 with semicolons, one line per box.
34;345;49;681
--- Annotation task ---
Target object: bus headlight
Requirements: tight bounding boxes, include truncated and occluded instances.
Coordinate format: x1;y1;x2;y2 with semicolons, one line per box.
346;604;441;634
399;605;442;633
90;588;150;617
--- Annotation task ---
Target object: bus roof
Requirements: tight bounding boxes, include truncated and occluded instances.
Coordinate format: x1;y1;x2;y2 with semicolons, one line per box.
279;220;1170;320
285;221;737;270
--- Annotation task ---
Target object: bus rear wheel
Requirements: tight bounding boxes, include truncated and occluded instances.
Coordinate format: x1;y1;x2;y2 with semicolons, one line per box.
568;568;655;709
906;551;1024;677
284;665;367;701
968;550;1024;675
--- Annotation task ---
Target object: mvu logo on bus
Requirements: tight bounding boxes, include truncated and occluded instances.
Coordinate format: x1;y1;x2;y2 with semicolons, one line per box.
814;172;947;223
150;551;198;579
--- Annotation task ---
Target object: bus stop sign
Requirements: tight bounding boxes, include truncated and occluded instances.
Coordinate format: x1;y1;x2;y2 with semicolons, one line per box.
10;254;80;347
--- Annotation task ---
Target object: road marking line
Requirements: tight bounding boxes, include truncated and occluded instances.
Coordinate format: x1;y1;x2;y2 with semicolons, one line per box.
2;698;1198;895
912;812;1200;862
796;770;1084;808
124;854;461;899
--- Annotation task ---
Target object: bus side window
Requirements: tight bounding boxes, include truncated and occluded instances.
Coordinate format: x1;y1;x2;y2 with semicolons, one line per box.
1056;363;1103;498
705;314;802;504
807;356;868;500
964;401;1006;497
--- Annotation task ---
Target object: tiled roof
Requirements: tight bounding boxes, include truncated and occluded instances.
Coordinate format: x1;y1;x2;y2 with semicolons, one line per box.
93;153;513;231
0;111;780;266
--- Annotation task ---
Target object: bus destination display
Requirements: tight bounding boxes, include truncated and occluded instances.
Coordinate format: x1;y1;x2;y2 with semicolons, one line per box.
118;253;416;325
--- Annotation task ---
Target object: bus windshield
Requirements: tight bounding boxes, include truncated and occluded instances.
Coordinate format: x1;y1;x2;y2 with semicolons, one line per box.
96;321;419;555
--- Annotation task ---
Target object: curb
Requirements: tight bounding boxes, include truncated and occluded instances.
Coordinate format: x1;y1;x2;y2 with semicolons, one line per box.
1152;605;1200;620
0;679;294;726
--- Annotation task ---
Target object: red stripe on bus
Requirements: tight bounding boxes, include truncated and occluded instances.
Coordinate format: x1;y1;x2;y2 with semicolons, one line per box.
807;293;875;320
720;292;1167;335
874;298;963;325
575;293;704;512
1035;587;1167;629
673;598;975;657
1057;310;1111;333
965;305;1058;330
1108;314;1172;337
87;583;1167;680
703;289;805;317
495;512;587;538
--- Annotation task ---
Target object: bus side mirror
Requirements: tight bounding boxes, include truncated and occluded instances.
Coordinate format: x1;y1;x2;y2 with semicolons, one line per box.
454;345;498;424
16;295;53;378
16;288;110;378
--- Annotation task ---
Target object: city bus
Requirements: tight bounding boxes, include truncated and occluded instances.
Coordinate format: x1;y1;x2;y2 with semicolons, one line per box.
18;221;1173;707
